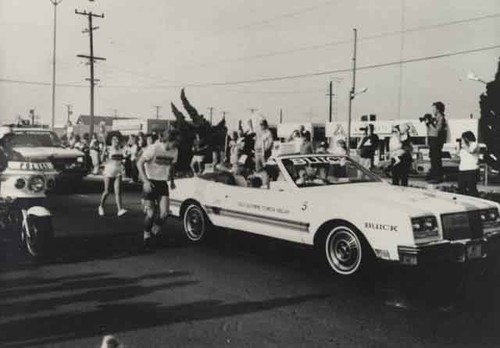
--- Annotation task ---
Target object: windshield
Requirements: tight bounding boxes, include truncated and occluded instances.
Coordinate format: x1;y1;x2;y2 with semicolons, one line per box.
3;131;62;148
281;155;381;188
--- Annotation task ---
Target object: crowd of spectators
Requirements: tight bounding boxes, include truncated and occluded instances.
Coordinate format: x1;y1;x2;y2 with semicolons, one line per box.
63;131;150;182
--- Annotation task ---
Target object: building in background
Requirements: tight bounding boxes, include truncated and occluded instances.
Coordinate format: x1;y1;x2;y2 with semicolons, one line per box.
112;118;174;135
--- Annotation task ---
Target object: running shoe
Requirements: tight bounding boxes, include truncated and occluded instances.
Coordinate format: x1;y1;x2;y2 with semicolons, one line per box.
98;206;105;216
117;209;127;217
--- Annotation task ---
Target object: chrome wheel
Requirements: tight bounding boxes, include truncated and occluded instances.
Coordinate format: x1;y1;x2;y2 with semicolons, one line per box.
325;226;362;275
183;205;206;242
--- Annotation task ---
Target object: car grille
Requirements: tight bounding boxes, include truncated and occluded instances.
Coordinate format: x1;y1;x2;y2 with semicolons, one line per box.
441;211;483;241
50;158;81;171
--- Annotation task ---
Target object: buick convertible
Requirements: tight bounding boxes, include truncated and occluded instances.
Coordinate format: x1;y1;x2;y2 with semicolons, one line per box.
170;154;500;276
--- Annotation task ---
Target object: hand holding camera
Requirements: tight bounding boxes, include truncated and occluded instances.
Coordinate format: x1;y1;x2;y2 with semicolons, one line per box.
419;113;436;127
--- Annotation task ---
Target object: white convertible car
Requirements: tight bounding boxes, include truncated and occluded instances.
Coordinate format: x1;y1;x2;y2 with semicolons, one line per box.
170;154;500;276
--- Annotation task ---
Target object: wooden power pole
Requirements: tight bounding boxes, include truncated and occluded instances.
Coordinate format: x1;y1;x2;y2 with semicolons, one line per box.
327;81;335;122
75;8;105;137
66;104;73;125
154;105;161;119
208;107;214;125
347;28;358;155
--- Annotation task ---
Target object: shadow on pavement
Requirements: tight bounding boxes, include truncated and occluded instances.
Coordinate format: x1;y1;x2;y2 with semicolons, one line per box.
0;229;191;273
0;270;191;300
0;294;329;347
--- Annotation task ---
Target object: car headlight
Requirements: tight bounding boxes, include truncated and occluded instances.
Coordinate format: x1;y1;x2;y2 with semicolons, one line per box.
480;208;499;223
76;156;84;163
15;178;26;189
28;175;45;193
411;216;439;240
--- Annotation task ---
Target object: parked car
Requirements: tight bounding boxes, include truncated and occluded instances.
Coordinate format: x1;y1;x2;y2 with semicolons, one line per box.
0;126;88;185
170;154;500;276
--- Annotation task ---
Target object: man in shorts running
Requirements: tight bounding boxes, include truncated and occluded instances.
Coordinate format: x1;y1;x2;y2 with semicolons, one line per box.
136;129;178;248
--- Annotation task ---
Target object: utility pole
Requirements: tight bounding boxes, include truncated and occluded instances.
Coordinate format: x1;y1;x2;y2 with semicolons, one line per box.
327;81;335;123
29;109;36;125
208;107;214;125
65;104;73;125
75;8;105;137
347;28;358;155
112;109;118;119
279;108;283;124
154;105;161;120
397;0;406;119
50;0;63;130
221;111;227;119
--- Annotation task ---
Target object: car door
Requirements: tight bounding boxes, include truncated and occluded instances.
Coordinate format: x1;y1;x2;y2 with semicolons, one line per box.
220;185;311;244
201;180;235;227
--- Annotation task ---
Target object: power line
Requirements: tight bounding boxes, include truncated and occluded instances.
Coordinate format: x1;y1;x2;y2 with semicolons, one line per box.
2;43;500;90
0;78;86;88
31;10;498;92
173;0;339;47
178;11;500;69
123;43;500;89
225;0;338;32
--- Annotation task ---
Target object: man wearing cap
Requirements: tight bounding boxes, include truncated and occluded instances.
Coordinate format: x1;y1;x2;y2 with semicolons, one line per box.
136;129;178;248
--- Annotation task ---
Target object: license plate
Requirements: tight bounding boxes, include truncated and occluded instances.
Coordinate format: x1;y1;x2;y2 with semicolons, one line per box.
466;243;483;260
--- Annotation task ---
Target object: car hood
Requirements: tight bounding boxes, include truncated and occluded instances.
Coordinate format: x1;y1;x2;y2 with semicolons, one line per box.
304;182;495;216
12;146;83;160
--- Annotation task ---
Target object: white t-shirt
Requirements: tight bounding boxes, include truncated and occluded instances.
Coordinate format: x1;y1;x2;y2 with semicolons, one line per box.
459;142;479;171
141;142;178;181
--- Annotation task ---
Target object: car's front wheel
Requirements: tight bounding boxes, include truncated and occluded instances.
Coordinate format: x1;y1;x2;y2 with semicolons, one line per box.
324;224;369;275
183;204;209;242
23;215;53;258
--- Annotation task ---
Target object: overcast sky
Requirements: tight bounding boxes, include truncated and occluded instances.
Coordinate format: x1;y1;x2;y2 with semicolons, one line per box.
1;0;499;130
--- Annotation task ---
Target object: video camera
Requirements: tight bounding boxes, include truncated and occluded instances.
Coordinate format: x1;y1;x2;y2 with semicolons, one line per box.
359;127;368;133
419;113;435;125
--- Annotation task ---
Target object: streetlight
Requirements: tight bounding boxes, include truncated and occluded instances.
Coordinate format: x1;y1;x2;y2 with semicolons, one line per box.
467;72;487;85
50;0;63;130
346;87;368;154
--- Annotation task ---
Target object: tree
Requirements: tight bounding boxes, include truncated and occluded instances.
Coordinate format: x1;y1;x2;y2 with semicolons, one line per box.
479;58;500;169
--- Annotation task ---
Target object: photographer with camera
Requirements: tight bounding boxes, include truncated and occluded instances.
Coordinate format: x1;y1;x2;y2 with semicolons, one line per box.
422;101;448;183
357;124;379;170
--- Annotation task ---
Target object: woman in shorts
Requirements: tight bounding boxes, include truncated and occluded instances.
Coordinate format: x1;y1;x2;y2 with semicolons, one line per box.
98;132;127;216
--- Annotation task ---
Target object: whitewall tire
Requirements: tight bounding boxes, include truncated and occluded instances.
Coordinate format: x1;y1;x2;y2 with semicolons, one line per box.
324;225;364;276
183;204;208;242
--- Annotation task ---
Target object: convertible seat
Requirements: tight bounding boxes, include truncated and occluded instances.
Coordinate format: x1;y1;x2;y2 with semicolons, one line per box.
233;174;248;187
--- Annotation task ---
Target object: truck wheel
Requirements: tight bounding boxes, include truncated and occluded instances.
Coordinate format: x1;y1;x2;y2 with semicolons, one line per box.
324;224;371;276
183;204;209;242
23;215;53;258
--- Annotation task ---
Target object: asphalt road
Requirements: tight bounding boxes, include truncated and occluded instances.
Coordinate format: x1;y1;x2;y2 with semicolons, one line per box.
2;179;500;347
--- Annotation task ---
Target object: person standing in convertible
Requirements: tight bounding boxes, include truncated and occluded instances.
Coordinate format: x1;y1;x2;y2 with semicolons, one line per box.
136;129;178;248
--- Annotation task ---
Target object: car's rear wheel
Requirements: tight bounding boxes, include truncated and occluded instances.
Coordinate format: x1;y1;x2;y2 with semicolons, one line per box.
324;224;369;275
183;204;209;242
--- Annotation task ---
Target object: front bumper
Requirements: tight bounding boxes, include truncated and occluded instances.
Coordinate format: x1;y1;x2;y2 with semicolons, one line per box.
397;236;500;266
